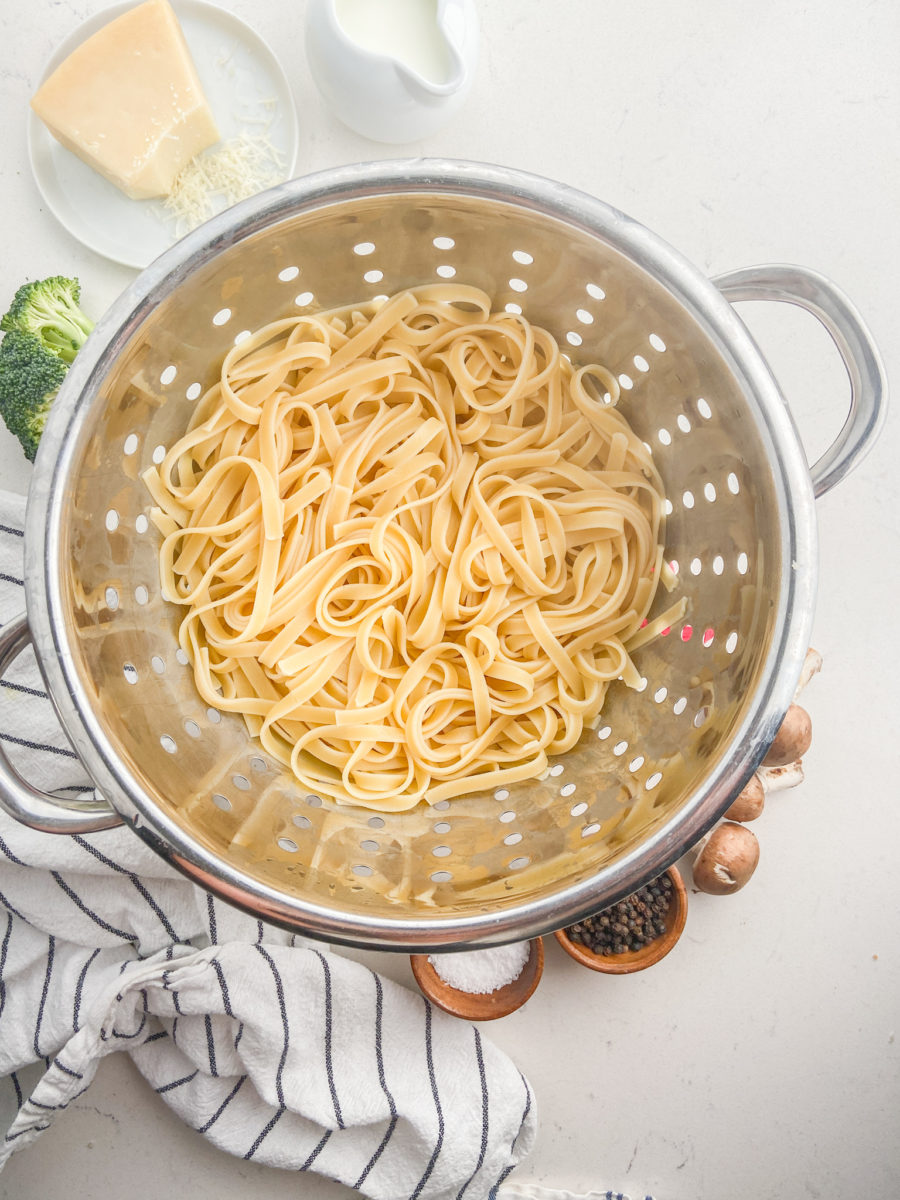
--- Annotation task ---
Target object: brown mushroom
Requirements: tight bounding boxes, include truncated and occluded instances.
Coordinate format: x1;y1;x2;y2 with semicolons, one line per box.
763;703;812;768
692;822;759;894
724;775;765;822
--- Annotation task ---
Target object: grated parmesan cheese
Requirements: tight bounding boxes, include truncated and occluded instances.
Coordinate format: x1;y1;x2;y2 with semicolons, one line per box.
162;132;287;236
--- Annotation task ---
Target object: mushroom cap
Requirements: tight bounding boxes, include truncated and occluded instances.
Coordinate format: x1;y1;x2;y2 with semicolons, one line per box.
724;775;765;822
692;822;760;895
764;703;812;767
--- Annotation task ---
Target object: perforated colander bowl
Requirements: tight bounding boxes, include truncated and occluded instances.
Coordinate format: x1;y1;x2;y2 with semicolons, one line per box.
0;161;885;950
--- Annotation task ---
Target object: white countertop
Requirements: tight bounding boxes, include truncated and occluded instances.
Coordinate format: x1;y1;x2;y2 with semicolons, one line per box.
1;1;899;1197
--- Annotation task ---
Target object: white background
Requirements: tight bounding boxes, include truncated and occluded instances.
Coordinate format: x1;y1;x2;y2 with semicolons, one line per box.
1;1;899;1197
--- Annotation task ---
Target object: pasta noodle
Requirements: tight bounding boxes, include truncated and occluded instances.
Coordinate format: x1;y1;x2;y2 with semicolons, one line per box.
144;286;680;811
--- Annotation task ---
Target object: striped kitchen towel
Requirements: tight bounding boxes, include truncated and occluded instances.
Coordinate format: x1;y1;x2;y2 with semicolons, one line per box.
0;488;536;1199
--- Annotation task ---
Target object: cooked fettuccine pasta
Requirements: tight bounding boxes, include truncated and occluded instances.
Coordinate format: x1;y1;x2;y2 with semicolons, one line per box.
144;286;679;810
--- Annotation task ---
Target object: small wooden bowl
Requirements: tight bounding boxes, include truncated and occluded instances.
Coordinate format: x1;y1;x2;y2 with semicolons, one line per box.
554;866;688;974
410;938;544;1020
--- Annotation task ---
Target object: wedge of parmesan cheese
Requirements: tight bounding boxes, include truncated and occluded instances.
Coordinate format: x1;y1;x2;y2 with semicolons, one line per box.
31;0;219;201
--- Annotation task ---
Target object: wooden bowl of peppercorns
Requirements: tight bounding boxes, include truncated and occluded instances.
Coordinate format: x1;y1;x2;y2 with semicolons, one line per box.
554;866;687;974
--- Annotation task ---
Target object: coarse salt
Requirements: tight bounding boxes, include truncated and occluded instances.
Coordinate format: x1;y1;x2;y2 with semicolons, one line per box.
429;942;530;994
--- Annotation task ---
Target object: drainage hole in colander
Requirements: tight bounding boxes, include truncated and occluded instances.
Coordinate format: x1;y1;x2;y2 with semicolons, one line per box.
663;498;673;515
295;291;314;307
433;236;455;250
232;774;251;791
597;725;611;740
105;587;118;610
658;428;672;446
206;707;221;723
498;810;516;824
697;397;712;419
653;686;667;703
364;269;384;284
431;870;453;883
292;813;312;829
278;838;298;853
367;815;385;829
509;278;528;293
508;856;530;870
432;845;451;858
212;793;231;811
160;365;177;386
646;772;663;790
681;624;693;642
549;763;564;776
504;832;522;846
649;333;666;352
727;472;741;495
186;383;202;401
737;552;749;574
618;373;633;390
712;555;724;575
212;308;231;326
673;697;687;715
234;330;252;346
152;445;166;465
360;839;379;852
432;799;451;811
305;793;323;807
629;755;645;772
694;707;710;727
726;632;739;654
633;354;649;373
353;864;374;877
123;663;138;685
151;655;165;674
613;740;628;756
677;414;691;434
704;482;717;503
183;719;201;738
570;801;588;817
512;249;533;264
505;302;522;315
690;558;702;576
682;490;695;509
160;735;177;754
250;757;267;773
586;282;605;301
575;308;593;325
635;676;648;693
105;509;119;532
433;821;451;834
561;782;576;797
135;514;149;534
436;264;456;279
278;266;299;282
173;649;188;667
566;331;582;347
353;241;375;256
124;434;138;456
581;824;601;839
494;787;510;802
702;628;715;648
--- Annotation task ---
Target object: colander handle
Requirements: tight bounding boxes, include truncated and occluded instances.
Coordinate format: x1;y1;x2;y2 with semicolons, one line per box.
0;612;122;834
713;264;887;497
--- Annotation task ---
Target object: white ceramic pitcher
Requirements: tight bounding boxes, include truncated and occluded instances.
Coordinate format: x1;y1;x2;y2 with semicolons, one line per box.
305;0;479;143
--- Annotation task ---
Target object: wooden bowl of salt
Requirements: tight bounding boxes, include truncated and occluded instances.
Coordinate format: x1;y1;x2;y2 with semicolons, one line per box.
410;937;544;1020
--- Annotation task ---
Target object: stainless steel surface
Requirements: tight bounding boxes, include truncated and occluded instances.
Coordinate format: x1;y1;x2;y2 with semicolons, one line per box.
10;159;881;949
0;612;122;833
714;264;887;497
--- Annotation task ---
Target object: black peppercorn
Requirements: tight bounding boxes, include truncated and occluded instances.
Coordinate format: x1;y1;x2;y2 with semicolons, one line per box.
564;873;674;956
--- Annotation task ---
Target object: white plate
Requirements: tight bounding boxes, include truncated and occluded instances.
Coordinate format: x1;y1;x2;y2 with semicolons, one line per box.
27;0;299;269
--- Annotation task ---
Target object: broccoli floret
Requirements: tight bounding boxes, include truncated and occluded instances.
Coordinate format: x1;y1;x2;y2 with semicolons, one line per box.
0;275;94;365
0;330;67;462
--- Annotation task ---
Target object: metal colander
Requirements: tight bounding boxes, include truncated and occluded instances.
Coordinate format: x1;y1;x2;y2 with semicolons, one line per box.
0;162;885;950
